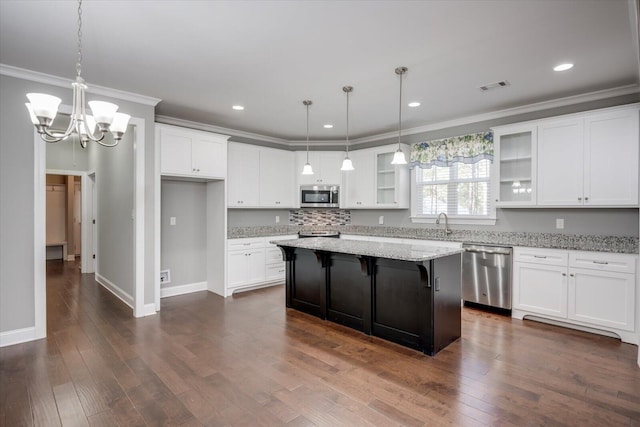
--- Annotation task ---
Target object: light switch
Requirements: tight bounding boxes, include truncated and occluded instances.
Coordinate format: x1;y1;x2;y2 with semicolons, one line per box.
379;216;384;225
555;218;564;229
170;217;177;226
275;215;280;224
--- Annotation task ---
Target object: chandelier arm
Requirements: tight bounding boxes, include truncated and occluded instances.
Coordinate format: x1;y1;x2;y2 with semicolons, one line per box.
94;138;119;148
40;128;67;143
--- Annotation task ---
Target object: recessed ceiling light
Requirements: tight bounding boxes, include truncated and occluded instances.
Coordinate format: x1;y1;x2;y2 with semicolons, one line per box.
408;102;421;107
323;124;333;129
553;63;574;72
232;105;245;111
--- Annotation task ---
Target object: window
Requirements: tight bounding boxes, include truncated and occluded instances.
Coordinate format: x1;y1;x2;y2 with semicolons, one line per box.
410;132;495;224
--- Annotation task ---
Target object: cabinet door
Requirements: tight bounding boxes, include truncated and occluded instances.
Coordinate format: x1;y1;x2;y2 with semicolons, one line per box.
227;250;248;288
537;118;584;206
583;109;639;206
160;132;192;176
228;143;260;207
513;262;567;318
493;125;537;206
192;138;226;178
344;149;375;208
245;249;266;284
568;268;635;331
259;149;295;207
319;152;345;185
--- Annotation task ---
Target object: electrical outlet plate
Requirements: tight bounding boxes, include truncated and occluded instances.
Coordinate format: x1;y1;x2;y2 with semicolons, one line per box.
556;218;564;229
160;270;171;285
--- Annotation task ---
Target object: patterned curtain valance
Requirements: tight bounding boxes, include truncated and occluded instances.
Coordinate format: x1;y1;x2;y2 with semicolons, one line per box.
409;131;494;169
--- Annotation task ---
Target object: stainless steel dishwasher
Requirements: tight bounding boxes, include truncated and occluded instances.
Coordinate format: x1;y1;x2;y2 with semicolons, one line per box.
462;243;513;310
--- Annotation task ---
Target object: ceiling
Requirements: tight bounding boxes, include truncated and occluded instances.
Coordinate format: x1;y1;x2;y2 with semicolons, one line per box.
1;0;638;144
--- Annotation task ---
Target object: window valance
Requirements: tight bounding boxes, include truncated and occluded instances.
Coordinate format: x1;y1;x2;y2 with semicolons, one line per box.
409;131;494;169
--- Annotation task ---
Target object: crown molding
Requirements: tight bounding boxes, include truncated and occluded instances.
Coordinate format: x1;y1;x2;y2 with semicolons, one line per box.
0;64;161;107
350;83;640;145
162;83;640;147
154;115;286;145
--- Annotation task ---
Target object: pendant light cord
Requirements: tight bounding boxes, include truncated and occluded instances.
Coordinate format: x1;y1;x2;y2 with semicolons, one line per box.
306;102;310;163
346;89;350;155
76;0;83;77
398;70;403;148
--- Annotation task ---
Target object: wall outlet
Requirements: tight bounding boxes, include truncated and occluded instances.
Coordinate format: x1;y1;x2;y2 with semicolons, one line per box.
170;216;177;226
160;269;171;285
275;215;280;224
379;215;384;225
556;218;564;229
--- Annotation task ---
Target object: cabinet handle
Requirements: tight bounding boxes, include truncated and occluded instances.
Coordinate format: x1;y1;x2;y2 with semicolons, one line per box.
592;260;608;265
533;255;547;259
578;197;582;201
495;199;499;202
584;197;589;201
570;274;574;277
562;273;567;276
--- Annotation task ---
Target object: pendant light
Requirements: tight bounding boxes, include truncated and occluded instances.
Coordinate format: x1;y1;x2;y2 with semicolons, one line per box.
341;86;355;171
391;66;408;165
301;100;314;175
25;0;130;148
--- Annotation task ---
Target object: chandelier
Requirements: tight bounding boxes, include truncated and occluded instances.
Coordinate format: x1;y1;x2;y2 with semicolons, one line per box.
25;0;130;148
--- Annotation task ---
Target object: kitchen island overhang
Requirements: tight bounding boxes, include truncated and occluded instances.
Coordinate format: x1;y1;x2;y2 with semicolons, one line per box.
274;238;463;356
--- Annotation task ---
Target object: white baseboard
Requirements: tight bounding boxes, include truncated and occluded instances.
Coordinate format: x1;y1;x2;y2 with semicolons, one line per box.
143;303;157;316
95;273;134;309
161;281;207;298
0;326;39;348
66;255;76;261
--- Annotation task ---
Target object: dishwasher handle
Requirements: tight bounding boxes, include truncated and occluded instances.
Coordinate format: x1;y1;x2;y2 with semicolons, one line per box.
464;248;512;256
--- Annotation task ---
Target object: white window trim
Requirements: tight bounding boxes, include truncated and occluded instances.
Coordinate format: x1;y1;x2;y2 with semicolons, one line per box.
410;167;497;226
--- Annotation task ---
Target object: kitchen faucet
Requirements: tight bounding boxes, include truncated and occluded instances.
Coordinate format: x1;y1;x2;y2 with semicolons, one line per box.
435;212;452;235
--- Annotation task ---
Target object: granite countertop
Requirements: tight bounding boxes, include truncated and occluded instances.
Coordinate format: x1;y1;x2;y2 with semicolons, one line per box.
273;237;463;262
228;225;639;254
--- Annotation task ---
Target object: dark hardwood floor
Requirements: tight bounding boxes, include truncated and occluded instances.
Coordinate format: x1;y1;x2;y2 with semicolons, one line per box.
1;259;639;426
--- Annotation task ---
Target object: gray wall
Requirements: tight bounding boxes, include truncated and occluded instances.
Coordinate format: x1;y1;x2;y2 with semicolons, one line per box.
95;128;135;297
46;134;89;172
161;180;207;287
0;73;156;337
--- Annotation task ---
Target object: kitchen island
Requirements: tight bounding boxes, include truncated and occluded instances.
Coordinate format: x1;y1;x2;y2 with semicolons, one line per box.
274;237;463;356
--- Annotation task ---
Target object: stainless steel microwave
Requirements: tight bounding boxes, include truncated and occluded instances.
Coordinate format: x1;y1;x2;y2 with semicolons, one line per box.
300;185;340;208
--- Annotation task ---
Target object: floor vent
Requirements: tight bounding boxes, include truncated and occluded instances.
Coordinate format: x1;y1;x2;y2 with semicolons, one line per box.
479;80;510;91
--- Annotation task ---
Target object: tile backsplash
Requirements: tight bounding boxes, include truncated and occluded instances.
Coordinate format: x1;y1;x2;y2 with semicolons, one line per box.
289;209;351;226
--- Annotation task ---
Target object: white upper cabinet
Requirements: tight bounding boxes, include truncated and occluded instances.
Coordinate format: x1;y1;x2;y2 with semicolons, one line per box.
495;104;639;208
344;149;376;208
228;143;260;207
583;109;639;206
296;151;344;186
493;124;537;206
259;148;296;207
228;142;295;208
537;118;584;206
344;144;409;209
158;124;228;179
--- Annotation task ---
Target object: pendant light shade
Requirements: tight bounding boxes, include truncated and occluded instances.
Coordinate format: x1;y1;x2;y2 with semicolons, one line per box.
302;100;314;175
341;86;355;171
390;66;408;165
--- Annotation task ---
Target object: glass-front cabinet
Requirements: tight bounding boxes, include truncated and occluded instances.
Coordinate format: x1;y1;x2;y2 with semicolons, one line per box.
492;125;537;206
376;152;396;205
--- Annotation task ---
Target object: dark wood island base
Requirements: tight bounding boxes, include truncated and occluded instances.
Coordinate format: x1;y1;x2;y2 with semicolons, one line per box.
277;244;462;356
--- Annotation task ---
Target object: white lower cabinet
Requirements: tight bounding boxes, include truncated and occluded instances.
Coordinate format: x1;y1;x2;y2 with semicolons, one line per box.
226;235;296;295
513;247;637;341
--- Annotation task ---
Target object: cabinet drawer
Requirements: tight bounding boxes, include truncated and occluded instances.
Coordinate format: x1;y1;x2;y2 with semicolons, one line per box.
266;263;286;280
227;238;264;251
266;247;284;263
514;247;568;266
569;252;637;274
